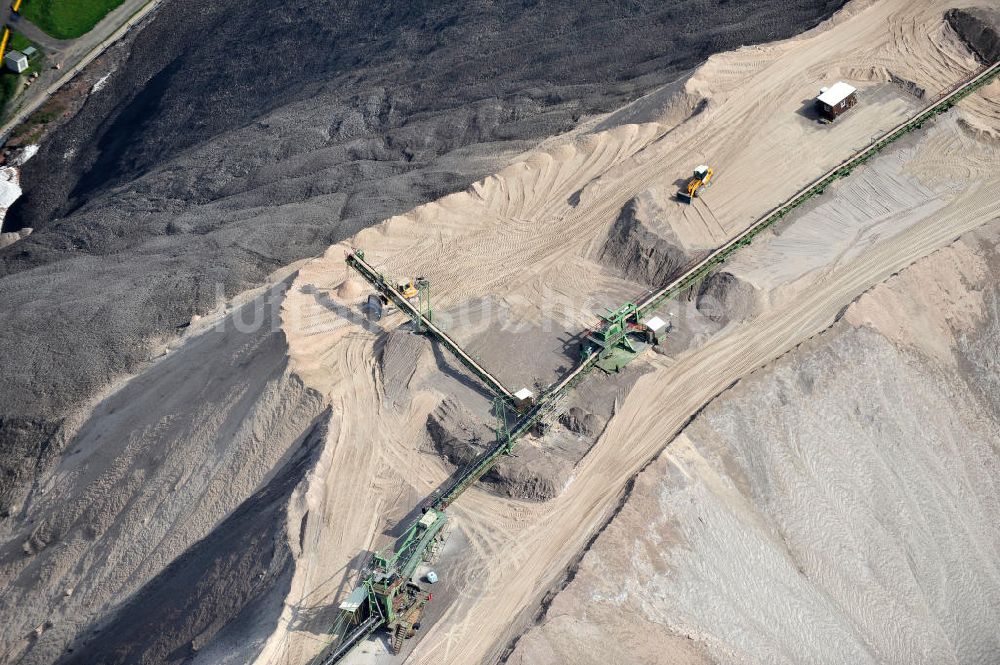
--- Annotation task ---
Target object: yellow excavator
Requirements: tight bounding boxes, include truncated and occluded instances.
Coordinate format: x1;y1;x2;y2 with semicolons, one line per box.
677;164;714;203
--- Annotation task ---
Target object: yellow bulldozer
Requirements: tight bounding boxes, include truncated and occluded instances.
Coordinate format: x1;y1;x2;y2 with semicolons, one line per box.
677;164;714;203
396;279;418;299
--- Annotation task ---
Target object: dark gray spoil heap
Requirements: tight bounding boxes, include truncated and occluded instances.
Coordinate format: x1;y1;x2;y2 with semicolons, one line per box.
0;1;851;662
696;271;758;326
946;7;1000;64
598;194;698;287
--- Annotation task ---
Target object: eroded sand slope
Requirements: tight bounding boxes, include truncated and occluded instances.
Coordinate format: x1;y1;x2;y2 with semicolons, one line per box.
508;222;1000;665
0;279;327;664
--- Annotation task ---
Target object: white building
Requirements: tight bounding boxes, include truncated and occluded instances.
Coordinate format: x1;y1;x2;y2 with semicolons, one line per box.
642;316;669;344
4;50;28;74
513;387;534;410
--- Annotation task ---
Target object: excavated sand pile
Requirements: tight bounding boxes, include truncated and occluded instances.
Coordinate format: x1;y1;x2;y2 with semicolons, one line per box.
597;191;710;287
506;221;1000;665
266;3;1000;664
378;331;427;409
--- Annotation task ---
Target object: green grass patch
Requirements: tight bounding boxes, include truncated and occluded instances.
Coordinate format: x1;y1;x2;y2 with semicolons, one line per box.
0;73;18;111
9;30;35;52
10;97;64;142
20;0;126;40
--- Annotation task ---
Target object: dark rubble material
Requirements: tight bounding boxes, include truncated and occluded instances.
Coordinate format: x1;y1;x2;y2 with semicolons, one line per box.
427;397;573;501
598;194;697;288
0;0;846;539
48;417;328;665
427;361;640;503
559;406;606;437
696;271;759;326
946;7;1000;64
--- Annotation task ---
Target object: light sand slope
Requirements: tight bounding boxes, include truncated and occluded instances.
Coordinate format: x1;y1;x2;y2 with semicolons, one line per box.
507;222;1000;664
267;2;1000;663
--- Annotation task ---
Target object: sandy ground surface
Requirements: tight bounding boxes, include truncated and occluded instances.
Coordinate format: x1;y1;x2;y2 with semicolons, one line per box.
1;0;850;537
508;221;1000;665
264;1;1000;664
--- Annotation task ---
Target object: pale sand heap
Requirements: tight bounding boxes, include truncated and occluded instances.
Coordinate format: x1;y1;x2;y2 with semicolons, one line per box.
263;1;1000;663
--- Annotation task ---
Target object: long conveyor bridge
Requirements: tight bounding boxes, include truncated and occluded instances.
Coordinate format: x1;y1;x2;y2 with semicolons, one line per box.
315;58;1000;664
346;251;520;410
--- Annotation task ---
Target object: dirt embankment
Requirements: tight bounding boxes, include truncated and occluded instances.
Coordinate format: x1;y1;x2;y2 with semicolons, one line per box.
57;418;329;665
696;271;759;326
598;193;702;288
597;190;762;351
506;221;1000;665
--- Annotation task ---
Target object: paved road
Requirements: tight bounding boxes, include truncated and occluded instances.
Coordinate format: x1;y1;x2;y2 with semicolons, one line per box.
0;0;161;140
3;11;69;52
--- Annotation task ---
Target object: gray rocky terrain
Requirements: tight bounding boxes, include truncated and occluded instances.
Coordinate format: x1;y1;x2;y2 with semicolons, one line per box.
946;7;1000;64
0;0;847;523
505;222;1000;665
